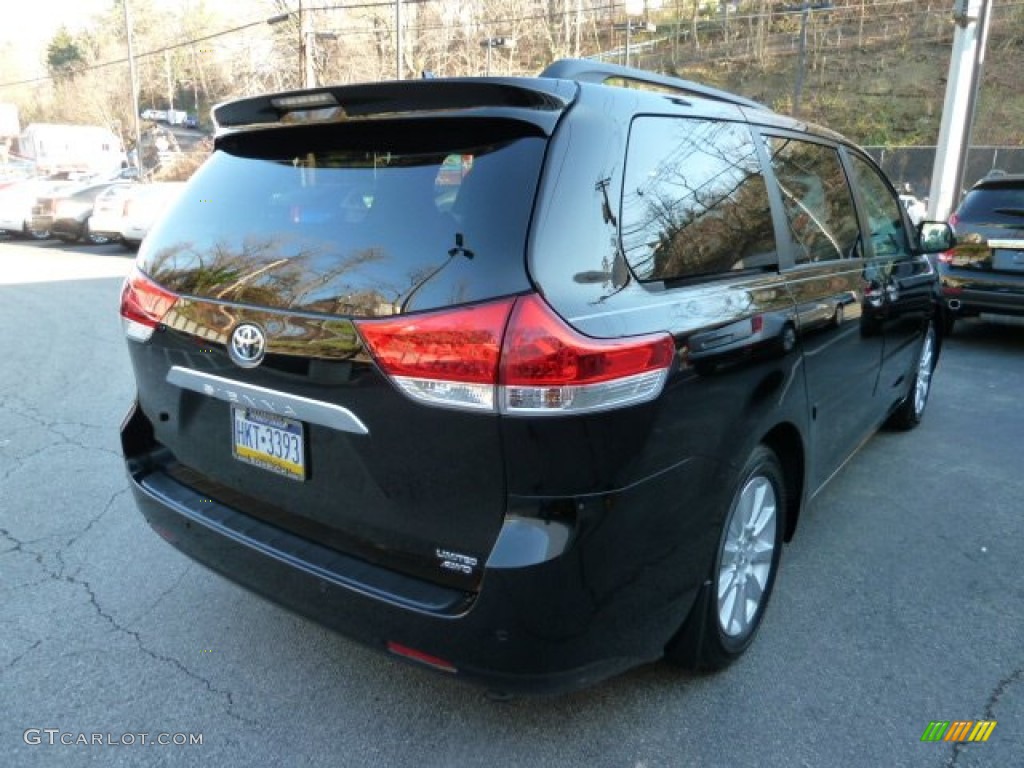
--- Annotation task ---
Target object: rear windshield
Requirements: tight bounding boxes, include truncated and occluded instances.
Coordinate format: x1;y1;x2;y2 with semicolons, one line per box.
140;120;546;316
957;184;1024;225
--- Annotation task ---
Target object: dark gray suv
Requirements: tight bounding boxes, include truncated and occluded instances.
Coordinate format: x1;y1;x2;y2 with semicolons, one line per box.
940;174;1024;332
119;59;952;694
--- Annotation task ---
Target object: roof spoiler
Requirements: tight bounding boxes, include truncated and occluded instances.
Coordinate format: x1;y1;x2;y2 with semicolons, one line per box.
539;59;768;111
212;79;576;131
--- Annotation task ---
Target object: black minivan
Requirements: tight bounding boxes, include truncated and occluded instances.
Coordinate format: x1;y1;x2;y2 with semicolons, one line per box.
120;60;953;694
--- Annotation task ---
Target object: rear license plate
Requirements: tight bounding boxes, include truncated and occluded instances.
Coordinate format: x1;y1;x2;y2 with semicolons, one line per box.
231;407;305;481
992;249;1024;272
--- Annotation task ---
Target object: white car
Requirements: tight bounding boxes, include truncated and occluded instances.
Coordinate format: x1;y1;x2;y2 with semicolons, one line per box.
0;178;83;239
88;184;137;243
899;194;927;225
120;182;186;249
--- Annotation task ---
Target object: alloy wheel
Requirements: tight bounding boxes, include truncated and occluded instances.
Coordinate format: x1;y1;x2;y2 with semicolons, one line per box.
717;475;778;638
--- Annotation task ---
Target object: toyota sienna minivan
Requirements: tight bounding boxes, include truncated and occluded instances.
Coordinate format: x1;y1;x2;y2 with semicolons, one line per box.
120;59;953;694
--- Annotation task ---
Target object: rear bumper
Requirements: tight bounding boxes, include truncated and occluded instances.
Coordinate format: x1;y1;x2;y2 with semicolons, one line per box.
88;214;123;240
30;215;53;232
122;406;722;694
51;219;85;239
942;272;1024;317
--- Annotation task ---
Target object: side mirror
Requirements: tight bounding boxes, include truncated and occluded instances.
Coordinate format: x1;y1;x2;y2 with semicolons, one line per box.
918;221;955;254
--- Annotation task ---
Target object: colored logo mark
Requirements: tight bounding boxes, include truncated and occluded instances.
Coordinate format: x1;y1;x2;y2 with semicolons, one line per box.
921;720;997;742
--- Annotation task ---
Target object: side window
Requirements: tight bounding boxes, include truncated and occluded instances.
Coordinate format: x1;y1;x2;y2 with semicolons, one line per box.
766;137;861;264
846;153;912;260
620;117;778;282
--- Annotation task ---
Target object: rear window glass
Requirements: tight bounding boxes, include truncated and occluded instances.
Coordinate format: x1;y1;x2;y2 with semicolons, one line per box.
620;117;778;282
139;121;545;316
957;184;1024;225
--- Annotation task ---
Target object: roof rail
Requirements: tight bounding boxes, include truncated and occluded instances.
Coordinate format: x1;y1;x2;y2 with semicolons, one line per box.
539;59;768;111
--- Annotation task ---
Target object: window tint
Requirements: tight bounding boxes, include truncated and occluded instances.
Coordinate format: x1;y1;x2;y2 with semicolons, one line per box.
846;153;911;259
957;184;1024;225
138;126;545;315
767;137;860;263
621;118;778;282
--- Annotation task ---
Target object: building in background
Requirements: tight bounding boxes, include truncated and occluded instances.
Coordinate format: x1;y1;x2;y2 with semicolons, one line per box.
16;123;125;176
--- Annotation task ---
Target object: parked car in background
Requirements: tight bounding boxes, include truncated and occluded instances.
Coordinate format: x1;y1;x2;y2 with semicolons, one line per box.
89;184;136;244
183;114;200;129
119;59;951;695
899;194;927;226
0;157;36;189
120;181;186;249
0;177;81;239
36;180;134;244
939;174;1024;333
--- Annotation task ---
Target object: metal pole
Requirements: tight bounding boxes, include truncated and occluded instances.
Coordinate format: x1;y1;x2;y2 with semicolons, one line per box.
396;0;403;80
575;0;582;58
927;0;992;221
123;0;143;175
957;0;993;196
299;0;314;89
793;1;809;116
625;19;632;67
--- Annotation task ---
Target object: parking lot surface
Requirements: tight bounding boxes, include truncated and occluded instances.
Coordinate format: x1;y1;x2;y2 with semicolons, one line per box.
2;238;1021;767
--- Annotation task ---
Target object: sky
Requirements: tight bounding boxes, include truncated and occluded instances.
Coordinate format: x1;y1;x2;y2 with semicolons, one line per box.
0;0;277;83
0;1;277;46
2;1;112;45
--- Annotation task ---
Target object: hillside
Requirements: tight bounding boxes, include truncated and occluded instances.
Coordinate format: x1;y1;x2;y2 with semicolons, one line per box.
638;0;1024;147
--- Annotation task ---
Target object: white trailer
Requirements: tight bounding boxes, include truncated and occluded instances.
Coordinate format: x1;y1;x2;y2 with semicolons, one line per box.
18;123;125;176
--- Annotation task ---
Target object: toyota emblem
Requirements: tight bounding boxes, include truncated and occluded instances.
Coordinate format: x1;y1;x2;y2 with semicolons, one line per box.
228;323;266;368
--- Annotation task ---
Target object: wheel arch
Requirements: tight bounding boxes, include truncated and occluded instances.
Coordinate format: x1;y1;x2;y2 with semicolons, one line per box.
761;422;804;542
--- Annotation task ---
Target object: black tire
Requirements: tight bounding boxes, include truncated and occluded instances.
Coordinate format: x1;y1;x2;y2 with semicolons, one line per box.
886;321;937;431
665;445;786;672
85;220;110;245
940;309;955;337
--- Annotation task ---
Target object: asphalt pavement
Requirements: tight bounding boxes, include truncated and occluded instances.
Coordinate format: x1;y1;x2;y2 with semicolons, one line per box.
1;238;1021;768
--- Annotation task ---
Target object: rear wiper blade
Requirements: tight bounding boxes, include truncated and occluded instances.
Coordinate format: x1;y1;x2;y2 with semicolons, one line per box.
992;207;1024;217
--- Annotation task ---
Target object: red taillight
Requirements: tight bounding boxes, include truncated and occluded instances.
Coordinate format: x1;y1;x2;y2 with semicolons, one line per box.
355;299;513;411
356;294;675;415
499;295;675;414
120;267;178;342
937;250;955;264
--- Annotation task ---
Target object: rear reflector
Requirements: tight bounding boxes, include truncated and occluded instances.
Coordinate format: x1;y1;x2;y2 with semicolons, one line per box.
386;641;457;674
356;294;675;415
120;267;178;342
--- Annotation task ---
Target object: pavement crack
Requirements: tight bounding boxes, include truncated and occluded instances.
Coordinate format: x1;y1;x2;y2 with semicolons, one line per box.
0;526;25;553
946;667;1023;767
3;523;257;727
4;639;42;671
71;572;259;727
61;487;130;554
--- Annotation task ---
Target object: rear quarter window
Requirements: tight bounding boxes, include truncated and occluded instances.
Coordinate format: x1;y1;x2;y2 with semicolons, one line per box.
620;117;778;282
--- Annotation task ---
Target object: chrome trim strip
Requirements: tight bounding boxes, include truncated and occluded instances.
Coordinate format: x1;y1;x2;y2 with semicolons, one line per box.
166;366;369;436
988;239;1024;249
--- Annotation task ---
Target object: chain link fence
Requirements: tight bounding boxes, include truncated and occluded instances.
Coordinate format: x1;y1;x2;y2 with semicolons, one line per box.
863;146;1024;202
